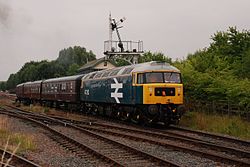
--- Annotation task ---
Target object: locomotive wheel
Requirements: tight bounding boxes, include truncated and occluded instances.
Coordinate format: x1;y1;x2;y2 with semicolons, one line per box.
85;106;92;114
130;110;141;124
141;105;160;126
91;107;99;115
120;111;130;121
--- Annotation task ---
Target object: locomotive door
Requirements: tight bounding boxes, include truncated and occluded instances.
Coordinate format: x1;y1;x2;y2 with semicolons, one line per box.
132;73;136;104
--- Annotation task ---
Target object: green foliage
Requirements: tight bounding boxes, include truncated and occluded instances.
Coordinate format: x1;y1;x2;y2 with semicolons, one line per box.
5;46;96;89
43;107;49;113
176;27;250;107
180;111;250;140
0;81;6;91
57;46;96;67
114;58;130;67
139;51;172;63
67;63;80;76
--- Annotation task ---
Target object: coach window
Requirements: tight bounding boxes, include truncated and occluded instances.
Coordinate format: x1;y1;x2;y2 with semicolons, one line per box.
55;85;57;92
62;83;66;91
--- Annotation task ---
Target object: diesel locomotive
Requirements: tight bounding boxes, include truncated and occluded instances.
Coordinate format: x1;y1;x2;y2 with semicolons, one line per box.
16;61;185;125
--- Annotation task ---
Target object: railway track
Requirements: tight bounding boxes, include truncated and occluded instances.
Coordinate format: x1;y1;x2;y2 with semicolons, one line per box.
48;113;250;148
0;106;180;167
2;105;250;166
168;125;250;146
48;115;250;166
0;147;40;167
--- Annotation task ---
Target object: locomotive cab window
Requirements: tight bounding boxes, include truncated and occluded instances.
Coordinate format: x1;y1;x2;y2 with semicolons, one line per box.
164;72;181;83
138;72;182;84
145;73;164;83
137;73;144;84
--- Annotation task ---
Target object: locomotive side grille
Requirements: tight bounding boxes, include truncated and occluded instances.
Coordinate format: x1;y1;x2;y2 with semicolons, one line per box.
155;88;175;96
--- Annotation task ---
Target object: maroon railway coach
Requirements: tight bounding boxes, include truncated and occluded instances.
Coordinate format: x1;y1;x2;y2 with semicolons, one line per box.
41;75;84;107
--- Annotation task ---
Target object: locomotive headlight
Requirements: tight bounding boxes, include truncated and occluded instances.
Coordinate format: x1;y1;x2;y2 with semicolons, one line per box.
177;87;181;96
148;87;153;96
149;87;153;93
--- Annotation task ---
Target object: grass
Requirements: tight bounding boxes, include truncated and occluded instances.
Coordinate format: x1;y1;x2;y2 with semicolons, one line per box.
22;104;55;115
21;104;85;121
0;115;36;154
180;111;250;140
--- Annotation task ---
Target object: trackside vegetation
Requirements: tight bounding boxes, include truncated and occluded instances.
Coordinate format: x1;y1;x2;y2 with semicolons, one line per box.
180;111;250;140
0;115;36;153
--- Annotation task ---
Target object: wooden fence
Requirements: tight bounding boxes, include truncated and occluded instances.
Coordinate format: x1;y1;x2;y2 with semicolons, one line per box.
185;99;250;121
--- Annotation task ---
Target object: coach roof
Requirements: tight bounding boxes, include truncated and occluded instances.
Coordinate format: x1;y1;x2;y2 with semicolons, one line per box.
43;74;84;83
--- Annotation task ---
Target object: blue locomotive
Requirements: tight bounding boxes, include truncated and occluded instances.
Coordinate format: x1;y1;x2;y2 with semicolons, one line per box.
16;61;185;125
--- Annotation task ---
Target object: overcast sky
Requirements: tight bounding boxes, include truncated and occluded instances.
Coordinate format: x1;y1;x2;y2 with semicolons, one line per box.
0;0;249;81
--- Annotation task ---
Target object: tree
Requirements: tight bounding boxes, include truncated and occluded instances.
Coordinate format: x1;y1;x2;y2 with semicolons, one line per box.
5;46;97;90
6;74;18;90
0;82;6;91
139;52;172;63
57;46;96;67
178;27;250;106
115;58;131;67
67;63;80;76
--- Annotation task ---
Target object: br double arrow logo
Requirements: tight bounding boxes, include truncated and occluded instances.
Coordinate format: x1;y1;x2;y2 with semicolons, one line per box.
111;78;123;103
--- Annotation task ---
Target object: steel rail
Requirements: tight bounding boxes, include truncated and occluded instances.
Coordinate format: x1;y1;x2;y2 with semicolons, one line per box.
169;125;250;146
3;105;250;166
0;109;125;167
0;147;40;167
0;108;181;167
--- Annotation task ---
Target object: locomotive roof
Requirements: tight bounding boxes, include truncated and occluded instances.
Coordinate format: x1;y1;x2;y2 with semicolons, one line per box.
81;61;180;80
43;74;84;83
131;61;180;73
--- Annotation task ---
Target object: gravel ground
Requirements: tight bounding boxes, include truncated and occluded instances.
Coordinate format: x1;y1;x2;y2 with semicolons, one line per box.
164;129;250;152
52;124;233;167
0;114;95;167
100;126;249;162
101;134;233;167
1;101;246;167
52;125;161;166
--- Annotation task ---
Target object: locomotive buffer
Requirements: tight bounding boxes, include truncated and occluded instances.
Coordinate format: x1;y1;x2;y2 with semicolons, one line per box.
104;13;144;64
